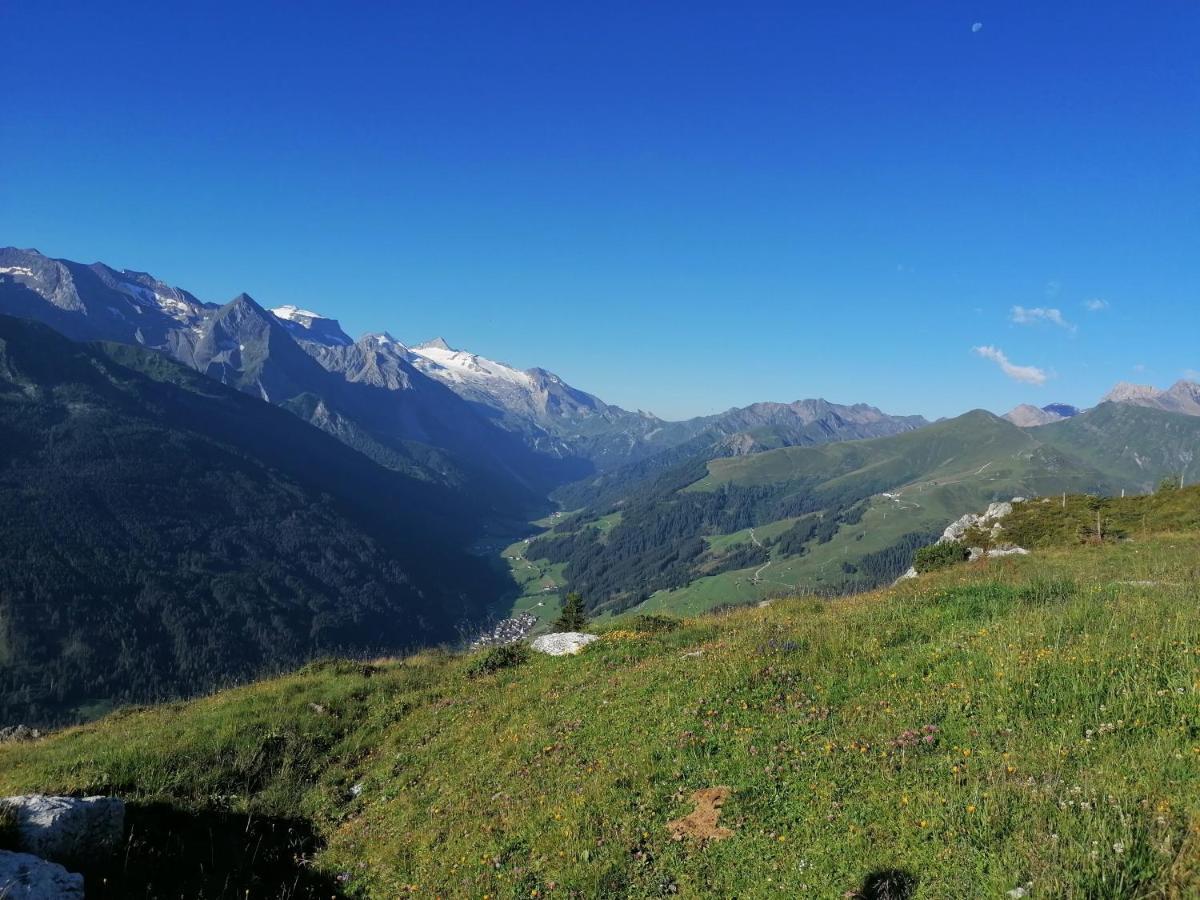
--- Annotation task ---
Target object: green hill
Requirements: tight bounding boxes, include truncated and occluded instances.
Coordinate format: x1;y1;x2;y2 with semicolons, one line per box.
2;490;1198;897
515;408;1200;616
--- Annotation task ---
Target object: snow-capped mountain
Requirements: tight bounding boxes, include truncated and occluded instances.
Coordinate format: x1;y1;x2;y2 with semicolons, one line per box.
0;247;562;503
270;304;353;346
407;338;637;435
0;246;931;486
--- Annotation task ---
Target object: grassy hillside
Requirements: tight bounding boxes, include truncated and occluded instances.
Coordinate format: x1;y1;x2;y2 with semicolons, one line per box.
522;408;1200;617
2;497;1199;897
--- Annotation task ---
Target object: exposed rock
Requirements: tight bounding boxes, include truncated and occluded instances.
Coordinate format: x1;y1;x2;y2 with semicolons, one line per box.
469;612;538;650
895;566;919;583
969;546;1030;561
1;795;124;868
0;850;84;898
530;632;598;656
0;726;42;744
939;500;1016;544
937;498;1030;560
1003;404;1063;427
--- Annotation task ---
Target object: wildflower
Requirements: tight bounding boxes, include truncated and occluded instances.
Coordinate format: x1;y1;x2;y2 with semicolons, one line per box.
1113;841;1126;855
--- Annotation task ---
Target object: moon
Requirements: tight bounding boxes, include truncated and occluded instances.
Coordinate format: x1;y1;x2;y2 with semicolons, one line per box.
971;22;983;32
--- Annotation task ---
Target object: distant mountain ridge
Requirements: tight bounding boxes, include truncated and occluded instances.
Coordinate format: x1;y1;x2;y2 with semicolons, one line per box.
0;247;927;484
1102;380;1200;416
1003;379;1200;428
530;402;1200;616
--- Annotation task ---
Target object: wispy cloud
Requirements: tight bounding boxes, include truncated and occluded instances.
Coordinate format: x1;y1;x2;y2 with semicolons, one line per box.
973;345;1048;385
1010;305;1075;333
1184;369;1200;382
1084;298;1109;312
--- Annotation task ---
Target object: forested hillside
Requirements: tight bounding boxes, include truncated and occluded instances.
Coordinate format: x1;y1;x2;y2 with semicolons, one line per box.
524;408;1200;615
0;316;506;725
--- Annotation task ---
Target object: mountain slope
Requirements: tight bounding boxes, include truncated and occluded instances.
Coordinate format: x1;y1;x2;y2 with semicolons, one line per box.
0;247;556;512
1003;403;1064;427
553;399;927;510
1034;401;1200;489
523;406;1200;614
1102;379;1200;416
3;519;1198;898
0;315;506;725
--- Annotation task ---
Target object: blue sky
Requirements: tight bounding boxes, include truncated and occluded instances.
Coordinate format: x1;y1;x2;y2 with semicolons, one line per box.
3;1;1197;420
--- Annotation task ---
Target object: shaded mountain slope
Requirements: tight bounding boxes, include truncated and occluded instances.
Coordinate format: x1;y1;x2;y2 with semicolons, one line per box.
0;316;506;725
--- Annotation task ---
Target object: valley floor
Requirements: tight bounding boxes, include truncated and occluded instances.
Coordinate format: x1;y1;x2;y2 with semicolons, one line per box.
2;535;1200;897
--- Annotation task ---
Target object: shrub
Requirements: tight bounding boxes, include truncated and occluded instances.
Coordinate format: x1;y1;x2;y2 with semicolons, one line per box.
628;614;682;634
466;643;530;679
913;541;969;573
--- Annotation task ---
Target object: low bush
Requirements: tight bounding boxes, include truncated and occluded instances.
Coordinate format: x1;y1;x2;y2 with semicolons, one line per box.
627;614;682;634
913;541;969;573
466;643;530;679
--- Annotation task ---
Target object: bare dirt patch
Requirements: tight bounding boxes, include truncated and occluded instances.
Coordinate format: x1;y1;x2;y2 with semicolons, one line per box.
667;786;733;841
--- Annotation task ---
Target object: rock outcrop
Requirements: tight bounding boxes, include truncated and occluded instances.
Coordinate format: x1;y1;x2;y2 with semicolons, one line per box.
938;498;1029;560
0;850;85;898
0;726;42;744
530;632;598;656
1;795;124;868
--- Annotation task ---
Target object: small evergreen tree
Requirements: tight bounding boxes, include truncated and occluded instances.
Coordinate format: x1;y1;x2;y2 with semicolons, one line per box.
555;592;589;631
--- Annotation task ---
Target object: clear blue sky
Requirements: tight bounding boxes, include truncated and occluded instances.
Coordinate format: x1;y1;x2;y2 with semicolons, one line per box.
3;1;1198;420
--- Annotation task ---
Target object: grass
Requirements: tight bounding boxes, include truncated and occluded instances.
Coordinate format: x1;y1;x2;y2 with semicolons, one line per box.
2;533;1200;897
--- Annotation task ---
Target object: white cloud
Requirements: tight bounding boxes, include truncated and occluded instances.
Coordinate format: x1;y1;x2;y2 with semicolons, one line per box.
971;21;983;32
1010;305;1075;333
973;345;1048;385
1084;298;1109;312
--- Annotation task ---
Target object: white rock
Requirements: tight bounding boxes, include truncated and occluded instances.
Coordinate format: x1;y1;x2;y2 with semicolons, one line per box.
530;632;598;656
969;546;1030;561
2;795;124;867
0;850;84;898
895;566;919;583
939;498;1019;544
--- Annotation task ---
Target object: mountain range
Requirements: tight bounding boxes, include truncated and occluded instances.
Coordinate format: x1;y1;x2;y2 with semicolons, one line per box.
0;246;928;497
523;401;1200;616
3;245;1199;723
1003;380;1200;428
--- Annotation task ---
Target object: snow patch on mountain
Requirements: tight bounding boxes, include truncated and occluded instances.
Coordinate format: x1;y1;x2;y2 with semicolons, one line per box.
410;339;535;388
269;305;352;346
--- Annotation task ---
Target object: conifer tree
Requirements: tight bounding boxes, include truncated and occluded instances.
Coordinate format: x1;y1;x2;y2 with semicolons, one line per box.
555;592;589;631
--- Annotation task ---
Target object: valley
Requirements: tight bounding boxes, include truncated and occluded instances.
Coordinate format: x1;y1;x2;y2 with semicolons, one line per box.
3;246;1200;725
